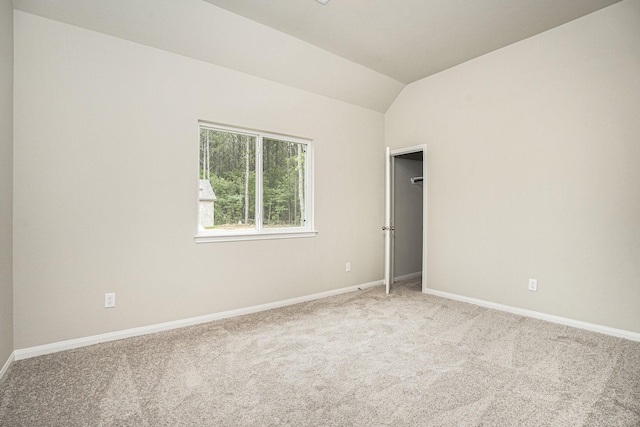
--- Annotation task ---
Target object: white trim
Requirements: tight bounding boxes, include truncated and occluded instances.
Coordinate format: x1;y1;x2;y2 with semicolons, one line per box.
421;147;427;294
198;121;313;145
394;272;422;282
14;280;384;361
195;230;318;243
1;351;15;380
424;288;640;342
390;145;426;157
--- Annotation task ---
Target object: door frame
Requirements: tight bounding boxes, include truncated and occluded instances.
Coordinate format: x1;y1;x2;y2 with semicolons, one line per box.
385;144;427;293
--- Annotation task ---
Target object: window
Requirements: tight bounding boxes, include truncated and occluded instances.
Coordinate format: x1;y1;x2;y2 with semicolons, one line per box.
196;123;315;242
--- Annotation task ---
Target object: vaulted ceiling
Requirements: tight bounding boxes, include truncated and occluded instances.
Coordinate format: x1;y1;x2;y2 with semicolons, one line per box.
13;0;622;112
204;0;622;84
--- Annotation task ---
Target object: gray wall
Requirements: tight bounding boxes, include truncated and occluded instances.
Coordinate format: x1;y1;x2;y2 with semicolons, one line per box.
386;0;640;333
0;0;14;366
393;158;423;278
13;11;385;349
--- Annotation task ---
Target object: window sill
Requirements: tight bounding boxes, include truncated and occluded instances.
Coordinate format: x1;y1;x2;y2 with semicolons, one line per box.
195;229;318;243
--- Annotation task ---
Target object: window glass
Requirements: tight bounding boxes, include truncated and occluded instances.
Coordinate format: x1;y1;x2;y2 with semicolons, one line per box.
263;138;306;228
199;128;256;231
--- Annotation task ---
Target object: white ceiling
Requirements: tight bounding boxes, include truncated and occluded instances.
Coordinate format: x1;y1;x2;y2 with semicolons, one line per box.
13;0;623;112
204;0;622;83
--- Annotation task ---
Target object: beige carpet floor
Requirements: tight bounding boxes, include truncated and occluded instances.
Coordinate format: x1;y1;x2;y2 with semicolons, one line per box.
1;279;639;426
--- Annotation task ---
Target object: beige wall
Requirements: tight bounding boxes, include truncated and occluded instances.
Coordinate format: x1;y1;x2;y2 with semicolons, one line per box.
393;158;423;278
386;0;640;333
13;12;385;349
11;1;640;351
0;0;14;365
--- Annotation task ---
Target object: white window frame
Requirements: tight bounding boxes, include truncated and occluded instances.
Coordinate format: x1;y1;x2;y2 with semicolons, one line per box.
195;122;317;243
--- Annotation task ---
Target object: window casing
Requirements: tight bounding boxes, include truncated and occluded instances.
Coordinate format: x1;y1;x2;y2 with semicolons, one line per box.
196;123;316;242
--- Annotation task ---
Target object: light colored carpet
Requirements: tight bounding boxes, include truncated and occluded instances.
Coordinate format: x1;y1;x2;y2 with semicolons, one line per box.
1;279;639;426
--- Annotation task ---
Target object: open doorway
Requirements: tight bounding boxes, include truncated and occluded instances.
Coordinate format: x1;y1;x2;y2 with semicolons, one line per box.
384;145;426;294
394;152;423;282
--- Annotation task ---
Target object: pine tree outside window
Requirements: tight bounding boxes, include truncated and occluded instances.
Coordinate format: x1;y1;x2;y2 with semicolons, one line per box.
196;123;315;242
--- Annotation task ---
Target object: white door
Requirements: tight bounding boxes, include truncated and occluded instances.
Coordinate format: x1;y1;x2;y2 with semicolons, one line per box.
383;147;393;294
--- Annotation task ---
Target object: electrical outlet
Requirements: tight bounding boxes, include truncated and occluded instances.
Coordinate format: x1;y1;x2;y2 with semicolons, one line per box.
105;292;116;308
528;279;538;292
346;262;351;272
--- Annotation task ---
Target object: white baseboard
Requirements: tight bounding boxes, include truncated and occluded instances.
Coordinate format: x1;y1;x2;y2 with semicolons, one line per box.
14;280;384;361
424;288;640;342
394;272;422;282
1;351;15;380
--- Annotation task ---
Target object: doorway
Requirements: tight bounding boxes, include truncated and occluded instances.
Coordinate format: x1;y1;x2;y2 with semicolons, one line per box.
384;145;427;294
